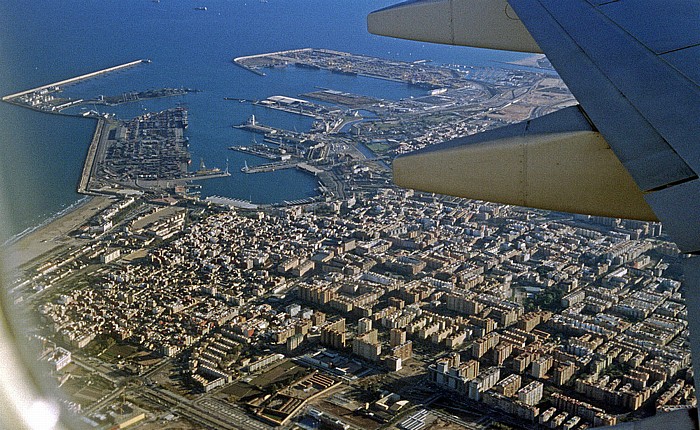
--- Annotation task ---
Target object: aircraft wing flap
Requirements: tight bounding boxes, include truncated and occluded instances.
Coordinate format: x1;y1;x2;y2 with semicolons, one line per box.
586;1;619;6
596;0;700;55
662;45;700;87
646;180;700;253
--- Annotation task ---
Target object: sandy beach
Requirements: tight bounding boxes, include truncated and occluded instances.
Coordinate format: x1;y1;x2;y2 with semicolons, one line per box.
2;195;113;273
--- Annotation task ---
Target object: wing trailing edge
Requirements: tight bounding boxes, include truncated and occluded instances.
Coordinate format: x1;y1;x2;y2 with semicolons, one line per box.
393;106;658;221
367;0;541;53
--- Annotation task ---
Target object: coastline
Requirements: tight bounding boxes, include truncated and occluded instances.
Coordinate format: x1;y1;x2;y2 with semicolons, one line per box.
2;195;113;272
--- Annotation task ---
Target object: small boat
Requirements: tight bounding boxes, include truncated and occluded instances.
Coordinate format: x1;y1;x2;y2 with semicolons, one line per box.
194;6;207;11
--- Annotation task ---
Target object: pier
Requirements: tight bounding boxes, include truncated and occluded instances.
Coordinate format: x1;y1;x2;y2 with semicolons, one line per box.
242;161;300;174
233;116;278;135
233;116;307;147
2;59;148;101
240;160;322;175
228;145;280;160
188;171;231;181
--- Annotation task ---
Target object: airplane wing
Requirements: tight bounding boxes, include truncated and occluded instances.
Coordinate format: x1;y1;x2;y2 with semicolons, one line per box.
368;0;700;253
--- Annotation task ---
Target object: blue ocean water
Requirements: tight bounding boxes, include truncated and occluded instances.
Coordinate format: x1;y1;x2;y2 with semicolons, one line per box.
0;0;528;241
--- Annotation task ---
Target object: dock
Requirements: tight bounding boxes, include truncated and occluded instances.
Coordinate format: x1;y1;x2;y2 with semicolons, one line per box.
2;59;148;101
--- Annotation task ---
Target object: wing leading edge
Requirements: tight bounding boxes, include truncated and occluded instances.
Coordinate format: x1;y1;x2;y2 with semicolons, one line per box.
368;0;700;253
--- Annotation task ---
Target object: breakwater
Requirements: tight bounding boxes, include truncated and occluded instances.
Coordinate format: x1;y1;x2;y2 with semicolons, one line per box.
2;59;148;101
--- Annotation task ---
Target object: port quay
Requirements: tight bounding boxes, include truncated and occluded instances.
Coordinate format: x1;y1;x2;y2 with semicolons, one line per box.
1;59;148;102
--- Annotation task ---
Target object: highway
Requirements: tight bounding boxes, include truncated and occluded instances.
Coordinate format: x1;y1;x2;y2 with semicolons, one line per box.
196;397;272;430
77;119;105;195
140;387;240;429
138;385;273;430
